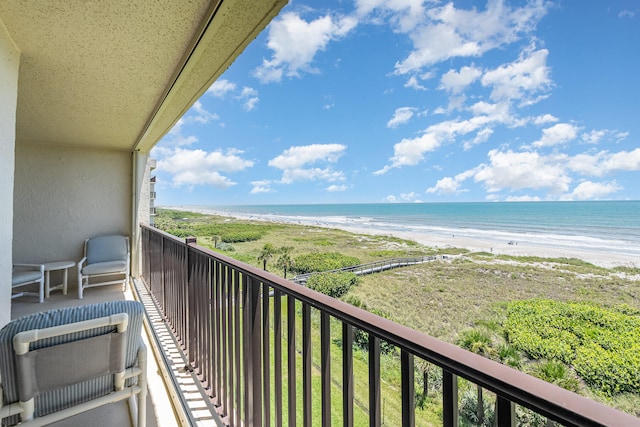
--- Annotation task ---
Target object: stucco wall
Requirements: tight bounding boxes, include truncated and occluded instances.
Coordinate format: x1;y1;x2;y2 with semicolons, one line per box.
13;143;131;289
0;20;19;327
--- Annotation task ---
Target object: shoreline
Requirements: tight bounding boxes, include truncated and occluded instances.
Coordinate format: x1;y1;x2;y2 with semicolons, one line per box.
167;206;638;269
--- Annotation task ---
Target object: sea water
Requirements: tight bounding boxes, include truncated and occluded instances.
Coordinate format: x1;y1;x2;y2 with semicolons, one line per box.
189;201;640;256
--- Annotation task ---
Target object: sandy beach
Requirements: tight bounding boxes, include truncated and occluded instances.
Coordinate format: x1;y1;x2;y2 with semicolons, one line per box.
172;206;638;269
332;224;638;269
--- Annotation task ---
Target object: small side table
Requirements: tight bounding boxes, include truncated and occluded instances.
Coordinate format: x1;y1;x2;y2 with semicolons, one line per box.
43;261;75;298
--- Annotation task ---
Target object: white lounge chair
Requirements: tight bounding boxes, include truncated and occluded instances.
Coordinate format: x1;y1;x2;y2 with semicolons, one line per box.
78;235;130;299
11;264;45;303
0;300;147;426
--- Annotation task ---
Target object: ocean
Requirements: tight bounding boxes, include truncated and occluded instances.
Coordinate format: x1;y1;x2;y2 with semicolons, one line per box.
188;201;640;257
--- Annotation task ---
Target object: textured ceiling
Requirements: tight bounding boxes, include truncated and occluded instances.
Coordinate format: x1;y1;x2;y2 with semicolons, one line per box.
0;0;287;152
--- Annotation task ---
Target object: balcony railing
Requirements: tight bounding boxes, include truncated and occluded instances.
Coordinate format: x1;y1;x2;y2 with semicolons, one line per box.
140;224;638;426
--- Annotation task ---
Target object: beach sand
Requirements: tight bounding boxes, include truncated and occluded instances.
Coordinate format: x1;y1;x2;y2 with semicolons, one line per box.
330;224;638;269
171;207;639;269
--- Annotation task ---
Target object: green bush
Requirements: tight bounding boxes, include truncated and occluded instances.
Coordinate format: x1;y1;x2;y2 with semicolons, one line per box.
292;252;360;274
220;231;264;243
505;299;640;396
306;272;359;299
459;388;495;427
352;308;395;355
457;329;495;358
529;360;580;392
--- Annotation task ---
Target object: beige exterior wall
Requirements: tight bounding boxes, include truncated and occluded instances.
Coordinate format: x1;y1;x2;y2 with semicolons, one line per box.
132;151;152;277
0;20;19;327
13;143;131;291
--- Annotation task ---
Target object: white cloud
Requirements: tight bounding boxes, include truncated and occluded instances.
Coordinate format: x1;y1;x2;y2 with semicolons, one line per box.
581;130;606;144
440;65;483;94
376;132;441;172
253;12;357;83
384;191;421;202
464;127;494;150
426;146;640;200
156;148;253;189
565;180;621;200
569;148;640;177
269;144;347;184
390;0;549;75
481;47;552;104
426;168;476;195
426;177;462;195
377;104;514;173
404;75;427;90
356;0;426;32
190;101;220;124
531;123;579;148
533;114;558;125
250;180;274;194
474;149;571;195
327;184;348;192
208;79;237;98
206;79;260;111
387;107;416;128
505;195;541;202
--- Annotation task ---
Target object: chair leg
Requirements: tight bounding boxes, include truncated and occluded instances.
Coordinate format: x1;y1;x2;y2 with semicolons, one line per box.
38;277;44;303
137;344;147;427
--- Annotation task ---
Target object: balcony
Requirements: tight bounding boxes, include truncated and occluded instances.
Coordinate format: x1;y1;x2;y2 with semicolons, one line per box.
138;225;639;426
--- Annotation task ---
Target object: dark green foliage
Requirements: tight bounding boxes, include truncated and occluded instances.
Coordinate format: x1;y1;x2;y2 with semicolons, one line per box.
505;299;640;396
529;360;580;392
353;308;396;355
154;209;281;243
497;344;521;368
457;329;495;358
459;388;495;427
306;272;359;299
292;252;360;274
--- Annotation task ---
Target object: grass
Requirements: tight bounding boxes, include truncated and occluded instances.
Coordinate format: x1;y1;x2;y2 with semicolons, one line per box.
154;208;640;418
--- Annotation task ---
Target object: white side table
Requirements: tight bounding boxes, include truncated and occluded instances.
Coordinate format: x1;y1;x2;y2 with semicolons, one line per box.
43;261;75;298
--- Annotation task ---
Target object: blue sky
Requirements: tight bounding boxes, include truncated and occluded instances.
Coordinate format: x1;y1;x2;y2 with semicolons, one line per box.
152;0;640;205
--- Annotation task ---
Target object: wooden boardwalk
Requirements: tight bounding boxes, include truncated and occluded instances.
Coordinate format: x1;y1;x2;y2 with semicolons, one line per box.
292;256;437;285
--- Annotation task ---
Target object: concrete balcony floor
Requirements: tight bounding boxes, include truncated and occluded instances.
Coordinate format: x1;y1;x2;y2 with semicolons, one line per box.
10;280;218;426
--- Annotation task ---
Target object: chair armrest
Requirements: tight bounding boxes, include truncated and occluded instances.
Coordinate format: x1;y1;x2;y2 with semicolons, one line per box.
78;257;87;269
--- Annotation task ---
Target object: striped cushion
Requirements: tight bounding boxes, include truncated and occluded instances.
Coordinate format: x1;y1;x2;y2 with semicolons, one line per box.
0;300;143;423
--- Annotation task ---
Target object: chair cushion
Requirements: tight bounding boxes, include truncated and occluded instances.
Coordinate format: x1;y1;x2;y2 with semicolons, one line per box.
0;300;143;420
12;270;42;286
82;260;127;276
86;235;128;265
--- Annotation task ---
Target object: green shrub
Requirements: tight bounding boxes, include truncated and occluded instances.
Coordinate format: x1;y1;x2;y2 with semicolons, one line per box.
497;344;522;368
292;252;360;274
457;329;495;358
504;299;640;396
353;308;395;355
306;272;359;299
529;360;580;392
459;388;495;427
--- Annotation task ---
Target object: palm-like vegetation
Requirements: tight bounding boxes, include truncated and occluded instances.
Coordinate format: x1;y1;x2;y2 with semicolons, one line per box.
257;243;276;271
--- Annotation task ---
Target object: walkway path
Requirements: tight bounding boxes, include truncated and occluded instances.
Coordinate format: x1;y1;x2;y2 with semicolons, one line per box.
292;256;438;285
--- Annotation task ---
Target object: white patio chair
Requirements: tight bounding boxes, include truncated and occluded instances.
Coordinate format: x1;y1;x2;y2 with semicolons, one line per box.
0;300;147;426
78;234;130;299
11;264;45;303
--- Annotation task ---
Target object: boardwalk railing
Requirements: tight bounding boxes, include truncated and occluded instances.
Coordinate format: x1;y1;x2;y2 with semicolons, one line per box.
140;225;638;427
292;256;436;284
